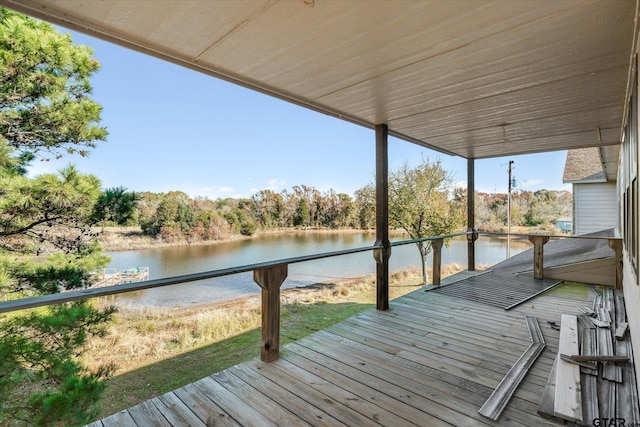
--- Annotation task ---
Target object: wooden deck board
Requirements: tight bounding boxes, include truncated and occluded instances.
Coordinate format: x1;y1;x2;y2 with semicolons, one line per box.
278;349;449;427
94;280;629;427
429;271;562;309
172;383;240;426
228;362;345;427
291;336;510;426
127;399;172;427
192;376;279;427
152;393;207;427
261;357;416;426
555;315;583;423
320;324;546;401
212;369;309;426
241;352;395;427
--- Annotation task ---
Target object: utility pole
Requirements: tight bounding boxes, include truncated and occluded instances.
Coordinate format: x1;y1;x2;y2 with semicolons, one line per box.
507;160;514;258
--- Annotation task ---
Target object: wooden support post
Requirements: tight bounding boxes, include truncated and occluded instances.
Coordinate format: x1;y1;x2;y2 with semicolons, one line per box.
467;158;477;271
253;264;288;362
608;238;623;289
431;238;444;286
528;235;549;279
374;124;390;311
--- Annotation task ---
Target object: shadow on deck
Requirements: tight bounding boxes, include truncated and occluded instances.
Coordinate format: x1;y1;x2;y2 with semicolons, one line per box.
88;273;624;426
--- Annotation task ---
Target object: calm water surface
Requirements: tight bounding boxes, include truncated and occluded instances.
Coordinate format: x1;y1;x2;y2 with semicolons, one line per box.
107;232;530;307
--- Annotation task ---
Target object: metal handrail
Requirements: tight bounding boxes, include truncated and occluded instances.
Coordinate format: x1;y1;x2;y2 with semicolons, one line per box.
0;244;381;314
481;231;622;241
390;231;471;247
0;229;625;362
0;229;623;314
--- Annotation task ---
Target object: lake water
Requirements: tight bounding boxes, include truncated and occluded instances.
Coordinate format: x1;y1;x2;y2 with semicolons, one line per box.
107;232;531;308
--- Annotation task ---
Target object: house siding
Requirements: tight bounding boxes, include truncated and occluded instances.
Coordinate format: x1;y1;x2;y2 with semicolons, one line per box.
574;182;618;235
621;38;640;396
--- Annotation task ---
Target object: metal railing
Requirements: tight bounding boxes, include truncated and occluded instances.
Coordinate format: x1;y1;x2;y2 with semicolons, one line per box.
0;230;624;361
0;244;381;314
0;243;386;361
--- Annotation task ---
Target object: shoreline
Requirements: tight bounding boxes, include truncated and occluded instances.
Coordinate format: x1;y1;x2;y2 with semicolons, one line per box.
106;272;379;316
96;226;384;252
96;226;538;253
102;264;473;316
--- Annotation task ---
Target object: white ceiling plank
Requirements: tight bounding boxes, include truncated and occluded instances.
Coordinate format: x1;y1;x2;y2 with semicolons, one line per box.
1;0;635;164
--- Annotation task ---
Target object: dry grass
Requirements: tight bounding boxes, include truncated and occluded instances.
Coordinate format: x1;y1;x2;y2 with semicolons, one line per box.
78;264;477;418
82;301;263;373
81;266;461;377
94;227;161;251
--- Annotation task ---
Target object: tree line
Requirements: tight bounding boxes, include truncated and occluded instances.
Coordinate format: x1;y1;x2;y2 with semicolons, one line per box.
97;184;572;242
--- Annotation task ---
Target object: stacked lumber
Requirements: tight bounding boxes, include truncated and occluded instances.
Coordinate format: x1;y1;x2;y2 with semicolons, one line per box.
538;288;640;425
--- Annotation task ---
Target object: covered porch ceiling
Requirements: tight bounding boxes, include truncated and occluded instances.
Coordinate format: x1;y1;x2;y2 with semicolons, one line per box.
2;0;637;164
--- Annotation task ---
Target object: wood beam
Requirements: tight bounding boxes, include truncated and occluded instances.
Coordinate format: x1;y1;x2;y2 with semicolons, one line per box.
608;238;623;289
375;124;391;311
254;264;288;362
554;314;583;424
528;235;549;279
431;238;444;286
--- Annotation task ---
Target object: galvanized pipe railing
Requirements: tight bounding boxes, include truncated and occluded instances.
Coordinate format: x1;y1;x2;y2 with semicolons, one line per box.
0;244;381;313
0;230;624;361
0;243;381;362
390;231;471;286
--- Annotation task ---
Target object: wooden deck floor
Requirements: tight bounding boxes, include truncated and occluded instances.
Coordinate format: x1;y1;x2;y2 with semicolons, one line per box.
430;270;562;310
89;279;598;426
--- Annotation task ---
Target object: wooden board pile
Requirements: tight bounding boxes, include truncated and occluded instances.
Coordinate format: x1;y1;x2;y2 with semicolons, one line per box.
538;288;640;425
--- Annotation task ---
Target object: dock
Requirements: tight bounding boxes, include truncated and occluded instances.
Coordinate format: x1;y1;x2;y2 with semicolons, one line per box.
91;267;149;288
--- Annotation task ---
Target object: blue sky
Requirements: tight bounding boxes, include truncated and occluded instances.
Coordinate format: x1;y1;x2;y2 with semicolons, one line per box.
28;29;571;199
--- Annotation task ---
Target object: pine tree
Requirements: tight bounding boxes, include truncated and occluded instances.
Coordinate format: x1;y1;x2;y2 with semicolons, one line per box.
0;8;114;426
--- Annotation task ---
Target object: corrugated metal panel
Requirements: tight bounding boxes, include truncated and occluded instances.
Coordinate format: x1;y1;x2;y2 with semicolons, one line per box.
2;0;636;161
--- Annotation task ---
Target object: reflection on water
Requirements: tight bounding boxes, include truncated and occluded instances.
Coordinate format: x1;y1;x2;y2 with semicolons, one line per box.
107;232;530;308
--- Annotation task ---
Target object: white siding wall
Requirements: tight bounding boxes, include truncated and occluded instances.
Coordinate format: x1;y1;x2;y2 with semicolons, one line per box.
574;182;618;235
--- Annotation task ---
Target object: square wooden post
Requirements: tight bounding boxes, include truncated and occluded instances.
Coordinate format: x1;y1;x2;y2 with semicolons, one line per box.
253;264;288;362
431;238;444;286
528;235;549;279
608;238;623;289
375;124;391;311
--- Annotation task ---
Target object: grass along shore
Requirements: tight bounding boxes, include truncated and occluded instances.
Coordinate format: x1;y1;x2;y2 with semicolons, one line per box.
95;224;554;253
84;265;467;420
94;226;412;252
